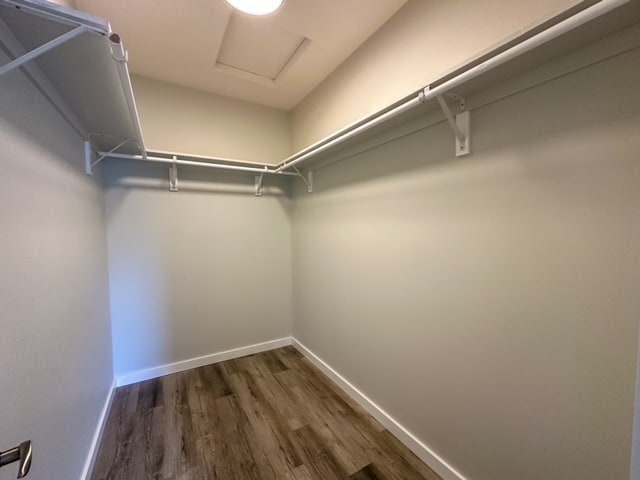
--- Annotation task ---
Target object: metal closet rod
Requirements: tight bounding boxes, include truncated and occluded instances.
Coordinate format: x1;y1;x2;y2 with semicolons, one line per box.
147;148;275;168
100;152;299;176
274;0;629;173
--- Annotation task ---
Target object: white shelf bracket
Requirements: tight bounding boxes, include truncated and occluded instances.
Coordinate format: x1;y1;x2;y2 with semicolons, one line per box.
85;139;134;175
307;170;314;193
293;166;313;193
435;93;471;157
84;141;95;175
255;170;266;197
455;110;471;157
87;138;135;175
444;92;466;110
0;26;86;77
169;156;178;192
0;18;88;139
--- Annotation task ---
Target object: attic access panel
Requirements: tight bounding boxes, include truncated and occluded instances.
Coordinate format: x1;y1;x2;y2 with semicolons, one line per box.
215;12;308;84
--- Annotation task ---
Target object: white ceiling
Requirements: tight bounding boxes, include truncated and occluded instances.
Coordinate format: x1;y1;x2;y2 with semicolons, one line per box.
74;0;407;110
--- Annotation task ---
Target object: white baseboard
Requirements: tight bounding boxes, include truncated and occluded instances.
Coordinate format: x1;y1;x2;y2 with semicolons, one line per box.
80;379;116;480
116;337;293;387
291;338;467;480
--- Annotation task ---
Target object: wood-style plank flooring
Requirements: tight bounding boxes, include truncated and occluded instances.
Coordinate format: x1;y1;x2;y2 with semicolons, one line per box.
91;346;442;480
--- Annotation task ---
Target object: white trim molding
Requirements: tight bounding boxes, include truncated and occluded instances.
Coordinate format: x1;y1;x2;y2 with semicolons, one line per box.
291;338;467;480
80;379;116;480
116;337;292;387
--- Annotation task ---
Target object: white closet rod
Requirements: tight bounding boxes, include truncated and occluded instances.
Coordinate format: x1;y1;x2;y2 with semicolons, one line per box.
274;95;425;173
275;0;628;173
147;149;275;168
101;152;299;176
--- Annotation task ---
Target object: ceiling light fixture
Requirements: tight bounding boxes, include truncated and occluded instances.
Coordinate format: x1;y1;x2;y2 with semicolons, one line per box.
225;0;283;16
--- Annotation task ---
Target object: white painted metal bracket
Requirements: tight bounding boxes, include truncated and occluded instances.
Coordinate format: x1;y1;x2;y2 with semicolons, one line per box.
293;167;313;193
454;111;470;157
169;157;178;192
435;92;471;157
444;92;466;109
307;170;313;193
0;26;86;76
0;18;88;139
85;138;137;175
255;172;265;197
84;141;94;175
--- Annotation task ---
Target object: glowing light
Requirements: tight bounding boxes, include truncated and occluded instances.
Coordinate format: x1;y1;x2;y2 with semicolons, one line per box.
225;0;283;16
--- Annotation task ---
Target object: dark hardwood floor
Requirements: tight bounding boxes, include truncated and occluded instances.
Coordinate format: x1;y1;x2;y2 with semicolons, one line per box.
91;346;442;480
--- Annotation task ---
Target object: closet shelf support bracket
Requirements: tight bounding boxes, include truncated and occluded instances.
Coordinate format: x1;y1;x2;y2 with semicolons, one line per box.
293;166;313;193
255;170;266;196
169;157;179;192
307;170;313;193
444;92;466;110
434;91;471;157
85;138;138;175
84;141;94;175
0;26;87;76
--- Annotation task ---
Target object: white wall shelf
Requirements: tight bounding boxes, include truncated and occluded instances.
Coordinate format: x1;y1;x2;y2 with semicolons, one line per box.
0;0;147;163
1;0;637;192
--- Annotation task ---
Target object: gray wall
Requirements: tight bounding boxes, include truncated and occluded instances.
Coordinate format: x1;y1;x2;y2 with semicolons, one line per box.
0;59;113;478
292;0;582;151
103;162;292;379
291;44;640;480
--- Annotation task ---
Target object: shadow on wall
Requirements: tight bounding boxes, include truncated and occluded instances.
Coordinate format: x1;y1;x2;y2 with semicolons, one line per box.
108;247;173;377
0;71;89;186
101;159;292;193
101;159;293;220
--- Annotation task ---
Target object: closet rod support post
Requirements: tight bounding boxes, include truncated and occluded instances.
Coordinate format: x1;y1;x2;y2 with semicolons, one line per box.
255;170;265;196
307;170;313;193
85;141;94;175
169;157;178;192
455;111;470;157
90;138;135;174
444;92;466;110
435;93;470;157
293;166;313;193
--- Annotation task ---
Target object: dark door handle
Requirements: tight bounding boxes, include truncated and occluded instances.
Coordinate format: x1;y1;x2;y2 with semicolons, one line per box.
0;440;32;478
